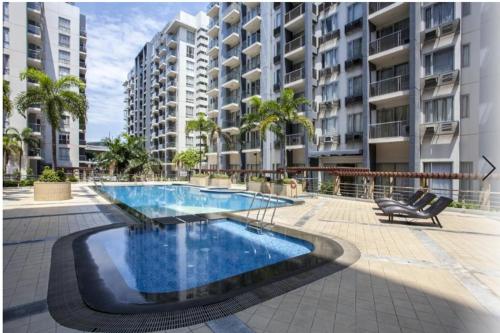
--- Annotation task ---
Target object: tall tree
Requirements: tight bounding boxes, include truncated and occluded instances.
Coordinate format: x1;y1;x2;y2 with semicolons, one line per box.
172;149;202;174
15;68;87;169
5;127;39;177
186;113;216;170
3;133;21;174
259;88;314;176
207;121;232;172
3;80;13;129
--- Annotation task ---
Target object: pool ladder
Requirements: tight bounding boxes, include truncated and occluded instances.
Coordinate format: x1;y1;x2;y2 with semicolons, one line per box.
245;193;279;234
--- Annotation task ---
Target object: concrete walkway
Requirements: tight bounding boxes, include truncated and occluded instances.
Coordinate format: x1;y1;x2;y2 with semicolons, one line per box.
3;184;500;332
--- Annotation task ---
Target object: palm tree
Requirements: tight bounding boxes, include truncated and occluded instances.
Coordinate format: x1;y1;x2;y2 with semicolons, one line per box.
3;80;13;129
15;68;87;169
186;113;216;171
3;133;21;174
207;121;233;172
259;88;314;176
172;149;202;174
5;127;39;178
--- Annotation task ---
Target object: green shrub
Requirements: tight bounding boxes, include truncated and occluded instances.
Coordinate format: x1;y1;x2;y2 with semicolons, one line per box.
56;169;67;182
39;167;61;182
68;175;78;182
191;173;209;178
3;180;19;187
320;182;333;194
209;173;229;179
250;176;266;182
274;178;295;185
19;179;34;187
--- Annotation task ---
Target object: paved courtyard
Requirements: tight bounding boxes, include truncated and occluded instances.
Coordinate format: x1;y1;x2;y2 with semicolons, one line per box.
3;183;500;332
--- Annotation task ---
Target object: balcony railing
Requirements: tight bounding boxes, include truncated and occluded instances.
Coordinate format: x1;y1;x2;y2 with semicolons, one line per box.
79;139;86;145
79;61;86;68
243;7;261;25
209;59;219;68
209;39;219;49
370;120;409;139
223;3;240;16
166;65;176;72
285;35;305;54
166;141;176;148
80;44;87;52
222;95;240;105
369;29;409;55
166;80;176;87
242;32;261;49
243;84;261;98
224;46;240;59
28;123;41;132
209;19;219;29
285;4;305;24
28;148;41;157
223;71;239;82
369;2;394;14
345;17;363;34
243;141;261;150
222;119;239;128
208;81;218;90
243;56;260;73
166;126;176;132
79;155;87;161
370;75;409;97
27;3;42;11
27;49;41;60
285;67;305;84
225;25;239;36
27;24;41;36
222;142;241;151
286;133;304;146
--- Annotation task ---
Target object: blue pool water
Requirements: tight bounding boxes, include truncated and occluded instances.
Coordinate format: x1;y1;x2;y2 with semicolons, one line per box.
99;185;291;218
86;219;313;293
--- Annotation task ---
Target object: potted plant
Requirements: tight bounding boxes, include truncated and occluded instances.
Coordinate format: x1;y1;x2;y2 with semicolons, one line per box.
190;173;210;186
34;166;72;201
247;176;271;194
208;173;231;188
271;178;303;197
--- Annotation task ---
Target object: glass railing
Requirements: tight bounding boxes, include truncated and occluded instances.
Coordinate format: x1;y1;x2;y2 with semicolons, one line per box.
79;61;86;68
243;85;260;98
224;46;240;59
27;49;41;60
222;95;240;105
209;60;219;68
243;56;260;73
166;65;176;72
369;2;394;14
285;4;305;24
285;35;305;54
369;29;409;55
208;81;218;90
28;148;41;157
242;32;261;49
28;123;41;132
166;126;176;132
222;142;241;151
209;18;219;29
80;44;86;52
166;141;176;148
286;133;304;146
370;75;410;97
166;80;176;87
243;7;261;25
242;141;261;150
370;120;409;138
285;67;305;84
223;3;240;16
209;39;219;49
27;2;42;11
223;71;239;82
225;25;239;36
27;24;41;35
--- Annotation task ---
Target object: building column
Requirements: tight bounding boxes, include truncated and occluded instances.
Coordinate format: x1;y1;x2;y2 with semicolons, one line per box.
409;3;421;180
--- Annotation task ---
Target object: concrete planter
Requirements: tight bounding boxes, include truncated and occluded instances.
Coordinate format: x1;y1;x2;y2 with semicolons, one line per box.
189;176;209;187
247;181;271;194
34;182;72;201
271;182;303;197
209;177;231;188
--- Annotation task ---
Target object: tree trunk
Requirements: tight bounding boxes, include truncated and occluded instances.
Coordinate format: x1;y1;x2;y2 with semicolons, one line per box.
3;151;7;174
198;129;202;171
51;127;57;169
216;136;220;173
18;145;23;180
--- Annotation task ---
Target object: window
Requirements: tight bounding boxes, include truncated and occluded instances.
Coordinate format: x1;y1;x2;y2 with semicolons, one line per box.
58;17;71;33
59;66;70;77
423;162;452;196
3;3;8;21
59;131;70;144
322;48;338;68
59;50;70;65
321;117;337;135
462;2;471;16
460;94;470;119
459;161;473;201
3;54;9;75
186;60;195;72
322;14;337;34
347;3;363;22
462;44;470;67
59;34;70;48
375;105;408;123
186;46;195;59
58;147;70;161
424;96;453;123
275;41;281;57
424;47;454;75
348;76;362;96
424;3;454;29
347;113;362;133
186;75;194;87
322;82;338;101
274;69;281;85
186;106;194;117
3;27;9;48
274;9;281;28
186;31;195;44
347;38;362;59
186;91;195;103
61;115;70;127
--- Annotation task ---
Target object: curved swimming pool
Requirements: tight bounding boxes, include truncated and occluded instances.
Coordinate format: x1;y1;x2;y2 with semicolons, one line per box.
97;185;292;218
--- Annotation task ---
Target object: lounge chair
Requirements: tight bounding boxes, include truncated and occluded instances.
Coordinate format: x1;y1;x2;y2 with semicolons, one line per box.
375;189;424;205
377;192;436;210
381;196;453;227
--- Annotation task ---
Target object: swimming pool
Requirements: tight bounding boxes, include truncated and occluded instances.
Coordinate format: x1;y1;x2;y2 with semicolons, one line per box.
97;185;292;218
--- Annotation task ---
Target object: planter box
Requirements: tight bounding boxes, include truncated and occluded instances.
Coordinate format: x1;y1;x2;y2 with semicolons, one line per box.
247;181;271;194
189;176;209;187
34;182;72;201
209;177;231;188
271;182;303;197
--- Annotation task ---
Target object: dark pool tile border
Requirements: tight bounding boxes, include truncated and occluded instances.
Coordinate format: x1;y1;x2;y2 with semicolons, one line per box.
47;221;360;332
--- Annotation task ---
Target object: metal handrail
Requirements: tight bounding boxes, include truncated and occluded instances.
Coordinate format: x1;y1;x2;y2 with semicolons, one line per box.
370;74;409;96
286;133;304;146
285;35;305;54
285;67;305;84
369;29;409;55
369;120;409;138
243;6;261;25
369;2;393;14
223;3;240;16
285;4;305;24
242;32;261;49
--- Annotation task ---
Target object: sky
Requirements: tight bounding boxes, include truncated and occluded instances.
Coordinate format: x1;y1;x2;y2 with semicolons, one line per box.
76;2;206;142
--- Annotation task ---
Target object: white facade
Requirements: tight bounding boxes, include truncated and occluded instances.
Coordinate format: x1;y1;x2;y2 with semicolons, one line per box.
3;2;87;175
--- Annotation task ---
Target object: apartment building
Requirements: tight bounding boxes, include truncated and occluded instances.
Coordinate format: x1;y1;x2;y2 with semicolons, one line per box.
123;11;208;177
3;2;87;175
204;2;499;193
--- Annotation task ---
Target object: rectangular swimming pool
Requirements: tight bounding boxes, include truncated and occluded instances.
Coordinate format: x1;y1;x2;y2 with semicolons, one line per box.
98;185;292;218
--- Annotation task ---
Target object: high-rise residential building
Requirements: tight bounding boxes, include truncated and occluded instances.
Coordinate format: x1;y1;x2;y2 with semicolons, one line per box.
204;2;500;193
123;11;208;178
3;2;87;176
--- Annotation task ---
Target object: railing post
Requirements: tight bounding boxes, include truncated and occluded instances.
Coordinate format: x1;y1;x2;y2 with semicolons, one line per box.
480;182;491;210
389;176;394;198
334;176;341;195
368;176;374;199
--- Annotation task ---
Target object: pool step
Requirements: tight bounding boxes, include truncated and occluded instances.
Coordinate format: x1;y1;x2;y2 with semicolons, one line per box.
155;214;208;225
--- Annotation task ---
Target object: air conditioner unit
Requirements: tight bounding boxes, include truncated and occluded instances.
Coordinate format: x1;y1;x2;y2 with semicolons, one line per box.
323;136;333;143
438;70;459;86
423;75;438;88
420;123;437;138
439;18;460;36
423;27;439;41
436;121;458;135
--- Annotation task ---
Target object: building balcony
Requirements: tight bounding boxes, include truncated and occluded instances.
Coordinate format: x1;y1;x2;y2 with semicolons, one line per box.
222;25;240;47
345;94;363;107
319;64;341;78
221;96;240;112
166;51;177;63
369;120;409;143
207;2;220;17
79;44;87;56
222;47;240;68
284;4;306;33
27;49;42;67
222;3;240;24
166;141;176;150
166;80;177;92
207;19;220;37
242;7;261;33
207;60;219;76
242;59;261;81
319;29;340;44
207;82;219;97
167;35;177;48
27;148;42;159
284;67;305;90
368;3;409;27
242;33;261;57
345;55;362;71
79;61;86;73
221;119;240;134
222;71;240;90
344;17;363;35
166;111;176;121
28;123;42;135
28;104;42;113
27;2;42;19
285;133;305;149
242;86;261;103
207;107;219;118
369;74;409;107
369;29;410;67
166;65;177;77
153;53;160;62
27;24;42;43
284;35;308;62
221;142;241;154
207;41;219;58
242;141;261;153
166;126;177;135
345;132;364;144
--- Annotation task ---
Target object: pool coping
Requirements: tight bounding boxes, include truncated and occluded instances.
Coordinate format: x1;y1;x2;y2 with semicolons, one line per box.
47;218;360;332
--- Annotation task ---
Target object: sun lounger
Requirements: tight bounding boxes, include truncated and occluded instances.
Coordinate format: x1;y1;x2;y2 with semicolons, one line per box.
381;196;453;227
377;192;436;210
375;189;424;205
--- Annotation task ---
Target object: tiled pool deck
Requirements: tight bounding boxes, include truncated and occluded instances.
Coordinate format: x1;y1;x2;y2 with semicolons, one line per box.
3;183;500;332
